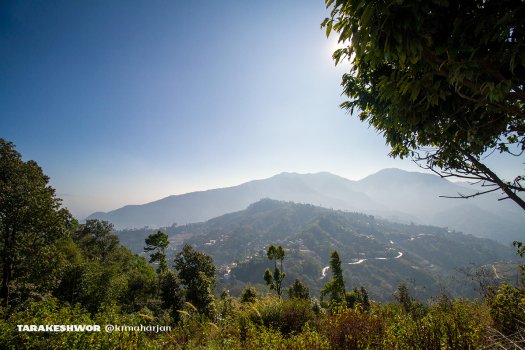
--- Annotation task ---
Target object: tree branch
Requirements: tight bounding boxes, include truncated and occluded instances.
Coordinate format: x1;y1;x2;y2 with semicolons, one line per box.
439;186;502;200
460;149;525;211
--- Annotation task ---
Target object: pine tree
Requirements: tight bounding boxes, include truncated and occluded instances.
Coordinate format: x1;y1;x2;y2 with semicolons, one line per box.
321;251;346;306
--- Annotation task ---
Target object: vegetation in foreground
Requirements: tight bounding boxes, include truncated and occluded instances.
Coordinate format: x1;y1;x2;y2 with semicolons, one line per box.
1;284;524;349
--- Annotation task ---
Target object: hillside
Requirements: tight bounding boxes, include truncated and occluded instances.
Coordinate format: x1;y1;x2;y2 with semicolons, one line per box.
91;169;524;243
119;199;517;301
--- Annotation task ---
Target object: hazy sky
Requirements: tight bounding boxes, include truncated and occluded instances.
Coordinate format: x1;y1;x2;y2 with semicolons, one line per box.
1;1;522;219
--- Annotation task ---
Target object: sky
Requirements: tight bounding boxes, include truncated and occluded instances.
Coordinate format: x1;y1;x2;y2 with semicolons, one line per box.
1;1;522;219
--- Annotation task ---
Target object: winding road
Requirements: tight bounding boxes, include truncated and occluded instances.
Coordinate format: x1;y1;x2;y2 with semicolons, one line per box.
321;251;404;278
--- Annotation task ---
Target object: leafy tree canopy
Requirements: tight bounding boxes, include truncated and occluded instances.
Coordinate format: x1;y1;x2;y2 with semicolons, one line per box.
144;230;169;273
174;244;216;316
144;230;169;252
174;244;215;286
0;138;73;306
75;220;119;263
159;270;184;322
323;0;525;210
288;278;310;300
240;286;258;303
264;244;286;297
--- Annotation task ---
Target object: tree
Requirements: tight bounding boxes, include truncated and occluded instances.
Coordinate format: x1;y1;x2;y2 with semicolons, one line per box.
321;251;346;306
119;254;157;311
346;286;370;311
240;286;258;303
174;244;216;317
55;237;157;314
144;230;169;273
263;244;286;298
322;0;525;210
288;278;310;300
0;139;72;307
395;283;414;314
75;220;119;263
159;270;185;323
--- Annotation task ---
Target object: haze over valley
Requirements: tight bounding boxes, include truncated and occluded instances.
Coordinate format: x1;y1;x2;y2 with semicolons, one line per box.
90;168;524;244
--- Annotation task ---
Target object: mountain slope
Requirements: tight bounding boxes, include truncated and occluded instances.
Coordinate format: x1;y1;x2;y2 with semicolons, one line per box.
355;168;524;241
130;199;516;301
91;169;525;242
90;172;381;229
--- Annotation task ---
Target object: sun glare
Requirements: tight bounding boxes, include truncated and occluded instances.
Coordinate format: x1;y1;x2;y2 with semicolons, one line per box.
328;36;348;54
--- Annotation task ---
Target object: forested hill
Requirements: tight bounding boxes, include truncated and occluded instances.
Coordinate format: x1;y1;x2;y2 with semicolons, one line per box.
117;199;516;301
92;169;524;243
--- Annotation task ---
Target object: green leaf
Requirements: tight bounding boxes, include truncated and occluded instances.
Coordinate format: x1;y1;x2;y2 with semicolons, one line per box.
326;20;333;38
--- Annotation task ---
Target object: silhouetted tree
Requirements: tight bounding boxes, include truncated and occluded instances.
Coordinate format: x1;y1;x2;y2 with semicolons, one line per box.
395;283;414;313
322;0;525;210
346;286;370;311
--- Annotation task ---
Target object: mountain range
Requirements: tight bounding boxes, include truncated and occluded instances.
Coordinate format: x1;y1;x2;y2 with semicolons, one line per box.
89;168;524;243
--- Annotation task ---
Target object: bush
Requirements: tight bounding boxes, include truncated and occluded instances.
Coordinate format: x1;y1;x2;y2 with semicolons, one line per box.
319;307;384;349
384;299;490;349
245;297;316;335
487;283;525;334
241;286;258;304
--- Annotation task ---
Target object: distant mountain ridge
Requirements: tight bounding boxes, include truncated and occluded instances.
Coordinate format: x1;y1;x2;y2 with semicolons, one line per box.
89;168;525;242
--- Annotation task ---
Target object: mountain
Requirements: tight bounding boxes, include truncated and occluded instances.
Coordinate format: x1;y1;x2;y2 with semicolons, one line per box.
89;172;379;228
119;199;517;301
90;169;525;242
357;169;524;242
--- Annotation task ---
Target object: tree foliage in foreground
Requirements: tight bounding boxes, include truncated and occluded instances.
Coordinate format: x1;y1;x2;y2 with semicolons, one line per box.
174;244;216;317
56;220;157;314
322;0;525;210
159;270;184;322
0;138;72;307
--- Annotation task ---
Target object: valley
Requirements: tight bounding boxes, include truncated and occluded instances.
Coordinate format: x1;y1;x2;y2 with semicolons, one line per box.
117;199;517;301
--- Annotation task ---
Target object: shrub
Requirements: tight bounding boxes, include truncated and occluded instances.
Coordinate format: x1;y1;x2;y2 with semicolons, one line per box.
487;283;525;334
288;279;310;300
246;297;316;335
241;286;258;304
319;307;384;349
384;299;490;349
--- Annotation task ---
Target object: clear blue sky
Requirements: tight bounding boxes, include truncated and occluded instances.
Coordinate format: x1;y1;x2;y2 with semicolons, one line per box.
1;1;520;219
